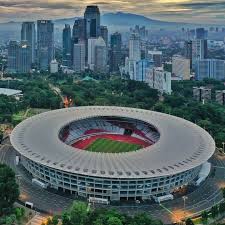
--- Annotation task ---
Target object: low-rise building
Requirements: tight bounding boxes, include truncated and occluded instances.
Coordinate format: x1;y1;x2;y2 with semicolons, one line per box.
193;87;211;102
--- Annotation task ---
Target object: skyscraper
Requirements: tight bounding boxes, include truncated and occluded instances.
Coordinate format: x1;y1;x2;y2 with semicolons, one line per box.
72;19;86;43
95;38;108;73
192;39;207;68
7;41;20;73
73;42;86;73
84;6;100;39
7;41;31;73
21;22;36;63
88;37;107;73
184;41;192;68
37;20;54;71
196;28;207;39
62;24;72;67
100;26;108;47
129;33;141;61
19;41;32;73
110;32;122;72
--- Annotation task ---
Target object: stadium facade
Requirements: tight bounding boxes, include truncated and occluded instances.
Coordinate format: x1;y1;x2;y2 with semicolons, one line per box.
10;106;215;201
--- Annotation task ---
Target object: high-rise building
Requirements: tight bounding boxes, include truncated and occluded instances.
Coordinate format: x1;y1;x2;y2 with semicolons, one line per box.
62;24;72;67
192;39;207;68
7;41;20;73
72;19;86;65
37;20;54;71
50;60;58;74
88;38;98;70
73;42;86;73
129;33;141;61
215;90;225;105
21;22;36;63
110;32;122;72
72;19;86;43
84;5;100;39
193;87;211;102
100;26;108;47
195;59;225;81
146;68;171;94
147;51;162;67
19;41;32;73
88;37;107;73
7;41;31;73
172;55;190;80
184;41;192;68
133;59;154;82
196;28;207;39
95;38;108;73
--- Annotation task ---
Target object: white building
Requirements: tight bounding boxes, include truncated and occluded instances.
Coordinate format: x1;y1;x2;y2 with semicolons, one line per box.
88;37;107;72
146;68;172;94
192;39;207;68
73;42;85;73
50;60;58;73
172;55;190;80
129;33;141;61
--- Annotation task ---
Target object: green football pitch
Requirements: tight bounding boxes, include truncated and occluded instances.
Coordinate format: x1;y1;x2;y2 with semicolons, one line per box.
85;138;142;153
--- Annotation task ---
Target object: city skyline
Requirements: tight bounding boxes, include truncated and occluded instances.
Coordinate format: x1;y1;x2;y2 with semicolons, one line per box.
0;0;224;25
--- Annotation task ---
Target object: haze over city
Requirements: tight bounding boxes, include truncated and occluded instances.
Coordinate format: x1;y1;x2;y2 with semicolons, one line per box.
0;0;225;24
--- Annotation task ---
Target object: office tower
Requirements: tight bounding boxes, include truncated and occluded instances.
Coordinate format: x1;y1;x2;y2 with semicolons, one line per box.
19;41;32;73
196;28;206;39
84;5;100;39
21;22;36;63
133;59;154;82
192;39;207;68
193;87;211;102
129;33;141;61
147;51;162;67
88;37;107;72
95;38;108;73
62;24;71;67
88;38;98;70
50;60;58;74
72;19;86;43
7;41;20;73
184;41;192;67
100;26;108;47
7;41;31;73
73;42;85;73
215;90;225;105
110;32;122;72
146;68;172;94
37;20;54;71
195;59;225;81
172;55;190;80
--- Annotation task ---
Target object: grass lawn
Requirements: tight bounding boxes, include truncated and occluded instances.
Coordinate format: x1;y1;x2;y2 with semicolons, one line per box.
85;138;141;153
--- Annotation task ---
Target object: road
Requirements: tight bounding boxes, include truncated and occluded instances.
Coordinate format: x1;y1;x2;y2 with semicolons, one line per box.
1;140;225;224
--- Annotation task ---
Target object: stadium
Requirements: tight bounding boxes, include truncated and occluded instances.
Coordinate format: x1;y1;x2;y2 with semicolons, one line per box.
10;106;215;203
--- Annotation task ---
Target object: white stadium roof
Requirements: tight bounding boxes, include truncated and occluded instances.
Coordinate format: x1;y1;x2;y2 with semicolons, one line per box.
10;106;215;179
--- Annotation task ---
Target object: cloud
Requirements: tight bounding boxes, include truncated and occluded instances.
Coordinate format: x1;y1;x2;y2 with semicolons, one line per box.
0;0;224;24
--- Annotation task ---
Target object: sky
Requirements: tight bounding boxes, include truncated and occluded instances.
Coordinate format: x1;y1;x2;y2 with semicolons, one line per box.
0;0;225;24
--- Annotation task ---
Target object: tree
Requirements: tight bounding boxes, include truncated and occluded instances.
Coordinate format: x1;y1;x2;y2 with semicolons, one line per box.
185;218;194;225
222;188;225;199
0;129;3;144
201;211;208;224
211;205;219;219
107;216;123;225
70;201;88;225
0;164;19;215
219;202;225;214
